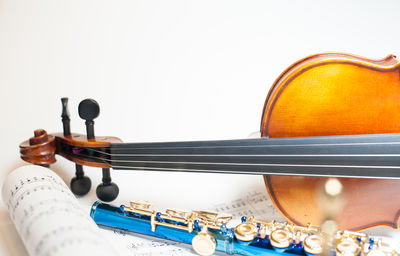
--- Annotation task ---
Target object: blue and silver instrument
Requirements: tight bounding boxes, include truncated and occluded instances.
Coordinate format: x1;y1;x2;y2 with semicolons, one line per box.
90;201;398;256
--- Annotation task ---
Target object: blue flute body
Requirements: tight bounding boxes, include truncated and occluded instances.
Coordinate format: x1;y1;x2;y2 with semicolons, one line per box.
90;201;306;256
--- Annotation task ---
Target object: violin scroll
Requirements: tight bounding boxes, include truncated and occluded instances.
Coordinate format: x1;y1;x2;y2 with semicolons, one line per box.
19;129;56;166
19;98;121;202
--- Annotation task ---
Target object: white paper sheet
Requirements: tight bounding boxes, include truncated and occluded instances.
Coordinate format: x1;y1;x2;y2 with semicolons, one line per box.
212;189;285;221
1;165;118;256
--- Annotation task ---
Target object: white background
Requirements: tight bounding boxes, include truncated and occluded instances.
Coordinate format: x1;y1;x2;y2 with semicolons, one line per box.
1;0;400;253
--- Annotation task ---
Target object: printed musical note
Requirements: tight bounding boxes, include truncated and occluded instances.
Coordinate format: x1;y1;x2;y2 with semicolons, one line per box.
212;188;285;222
2;165;118;256
101;228;198;256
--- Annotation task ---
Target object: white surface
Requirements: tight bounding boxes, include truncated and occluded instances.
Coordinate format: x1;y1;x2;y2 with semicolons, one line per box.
1;0;400;254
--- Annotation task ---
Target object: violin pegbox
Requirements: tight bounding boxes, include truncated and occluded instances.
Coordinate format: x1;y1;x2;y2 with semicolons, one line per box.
20;98;120;202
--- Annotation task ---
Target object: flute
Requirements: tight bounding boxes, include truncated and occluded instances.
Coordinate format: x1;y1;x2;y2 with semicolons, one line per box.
90;201;398;256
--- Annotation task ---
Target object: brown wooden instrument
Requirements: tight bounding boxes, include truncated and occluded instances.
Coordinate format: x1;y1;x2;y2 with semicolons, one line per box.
261;52;400;231
19;52;400;231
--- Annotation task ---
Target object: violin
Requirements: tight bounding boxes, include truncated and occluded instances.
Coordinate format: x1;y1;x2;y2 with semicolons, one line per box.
19;52;400;231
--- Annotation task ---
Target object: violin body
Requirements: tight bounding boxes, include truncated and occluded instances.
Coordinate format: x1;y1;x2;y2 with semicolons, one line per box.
261;53;400;230
20;52;400;231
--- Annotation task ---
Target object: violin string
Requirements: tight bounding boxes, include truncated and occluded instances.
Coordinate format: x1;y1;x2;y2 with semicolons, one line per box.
74;136;400;177
108;141;400;151
113;160;400;168
74;151;400;178
106;165;400;179
85;148;400;158
81;152;400;169
97;152;400;158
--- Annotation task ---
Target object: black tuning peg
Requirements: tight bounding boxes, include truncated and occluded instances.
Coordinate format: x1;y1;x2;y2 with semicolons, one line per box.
71;164;92;196
78;99;100;140
61;98;71;136
77;98;119;202
60;98;92;196
96;168;119;202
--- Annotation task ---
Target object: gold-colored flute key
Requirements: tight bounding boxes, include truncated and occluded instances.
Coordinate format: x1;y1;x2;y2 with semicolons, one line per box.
366;239;400;256
270;229;293;249
303;234;324;255
192;226;216;256
92;201;400;256
335;237;361;256
166;209;190;218
192;211;232;226
123;201;154;215
234;223;258;242
130;201;152;210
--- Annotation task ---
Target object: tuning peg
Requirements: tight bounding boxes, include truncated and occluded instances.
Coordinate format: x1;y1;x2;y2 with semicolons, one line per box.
78;99;100;140
61;98;71;136
77;99;119;201
61;98;92;196
70;164;92;196
96;168;119;202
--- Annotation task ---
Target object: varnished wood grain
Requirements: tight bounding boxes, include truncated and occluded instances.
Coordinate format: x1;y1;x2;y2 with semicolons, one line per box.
20;131;122;168
54;133;122;147
261;53;400;230
19;130;56;165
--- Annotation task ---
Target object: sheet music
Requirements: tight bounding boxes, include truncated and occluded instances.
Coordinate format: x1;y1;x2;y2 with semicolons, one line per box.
1;165;118;256
212;189;285;222
101;228;199;256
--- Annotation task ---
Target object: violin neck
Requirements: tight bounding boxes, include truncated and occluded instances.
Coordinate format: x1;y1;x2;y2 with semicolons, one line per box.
109;133;400;179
